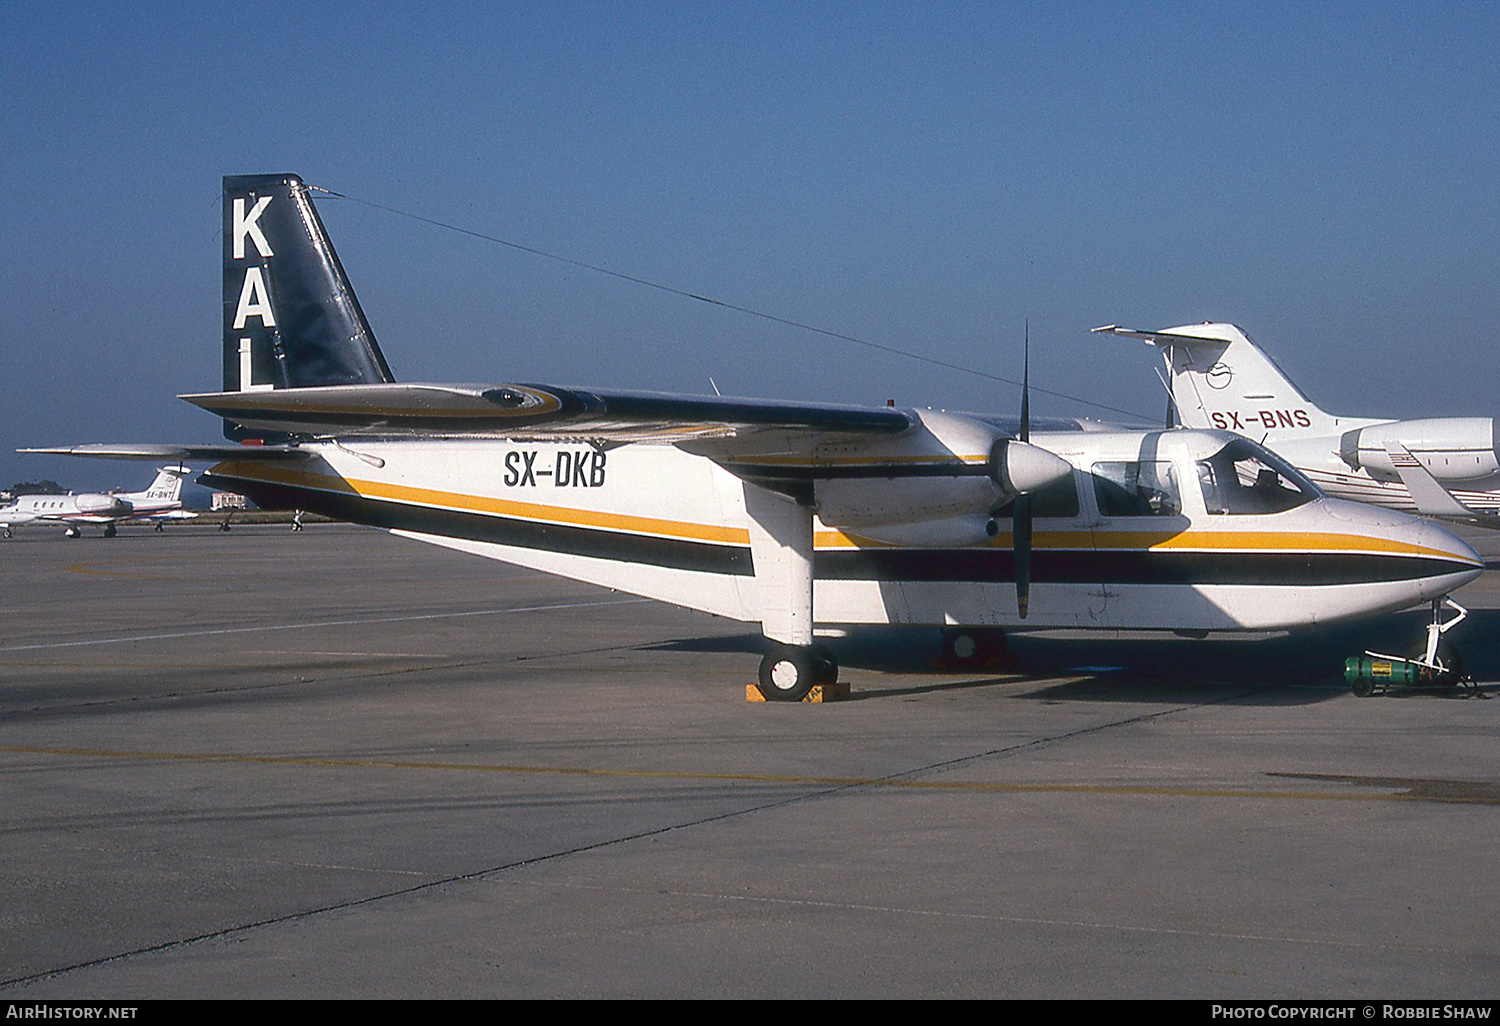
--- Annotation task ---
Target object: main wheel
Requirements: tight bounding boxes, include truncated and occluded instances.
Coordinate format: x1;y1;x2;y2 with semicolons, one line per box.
757;645;837;702
103;524;117;538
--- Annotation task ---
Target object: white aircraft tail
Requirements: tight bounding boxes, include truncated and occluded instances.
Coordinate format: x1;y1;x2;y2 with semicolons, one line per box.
1094;323;1339;441
124;465;188;505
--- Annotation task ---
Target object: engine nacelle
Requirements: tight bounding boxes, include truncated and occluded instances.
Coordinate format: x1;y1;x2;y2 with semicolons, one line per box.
74;494;131;515
814;441;1072;530
845;515;1001;549
734;409;1074;531
1340;418;1500;486
815;474;1005;529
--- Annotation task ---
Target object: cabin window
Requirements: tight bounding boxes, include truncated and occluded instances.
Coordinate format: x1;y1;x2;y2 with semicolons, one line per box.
1091;461;1182;517
991;471;1081;518
1196;439;1317;515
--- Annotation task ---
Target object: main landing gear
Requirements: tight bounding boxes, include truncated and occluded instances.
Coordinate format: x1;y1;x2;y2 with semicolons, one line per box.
757;643;839;702
103;524;117;538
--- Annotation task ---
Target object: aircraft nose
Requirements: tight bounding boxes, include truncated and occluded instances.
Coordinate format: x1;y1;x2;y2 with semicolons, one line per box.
1416;518;1483;578
1322;497;1482;599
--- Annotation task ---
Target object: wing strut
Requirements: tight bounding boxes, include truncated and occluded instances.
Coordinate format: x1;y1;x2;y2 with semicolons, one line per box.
742;482;840;701
743;483;814;647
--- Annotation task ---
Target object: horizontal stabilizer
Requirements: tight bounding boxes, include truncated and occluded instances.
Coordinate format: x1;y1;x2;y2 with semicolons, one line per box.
1092;325;1235;347
20;443;313;461
181;383;915;442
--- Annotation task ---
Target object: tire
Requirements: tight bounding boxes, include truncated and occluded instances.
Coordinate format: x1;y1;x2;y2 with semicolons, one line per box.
757;645;837;702
1408;640;1464;687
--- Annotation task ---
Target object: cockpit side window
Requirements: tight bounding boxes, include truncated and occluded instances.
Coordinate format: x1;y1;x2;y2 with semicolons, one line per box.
1091;461;1182;517
1197;440;1317;515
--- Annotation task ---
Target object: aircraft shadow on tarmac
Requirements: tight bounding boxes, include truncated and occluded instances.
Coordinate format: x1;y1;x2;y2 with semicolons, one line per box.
647;608;1500;705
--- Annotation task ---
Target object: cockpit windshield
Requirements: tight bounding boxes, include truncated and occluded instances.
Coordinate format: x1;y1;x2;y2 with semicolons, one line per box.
1196;439;1321;515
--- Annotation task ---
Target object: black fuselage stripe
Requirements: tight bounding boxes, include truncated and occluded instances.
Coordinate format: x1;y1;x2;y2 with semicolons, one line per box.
730;463;992;481
203;474;1472;586
204;473;751;575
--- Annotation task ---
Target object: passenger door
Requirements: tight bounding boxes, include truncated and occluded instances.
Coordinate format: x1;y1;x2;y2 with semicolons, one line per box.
1084;457;1193;628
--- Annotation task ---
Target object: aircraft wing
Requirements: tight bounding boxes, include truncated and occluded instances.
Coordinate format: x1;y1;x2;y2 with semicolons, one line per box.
1383;441;1473;516
178;383;916;443
1381;441;1500;529
124;508;197;522
20;443;314;461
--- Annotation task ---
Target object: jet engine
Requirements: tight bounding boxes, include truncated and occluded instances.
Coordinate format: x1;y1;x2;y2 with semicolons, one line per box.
73;494;131;515
1339;418;1500;486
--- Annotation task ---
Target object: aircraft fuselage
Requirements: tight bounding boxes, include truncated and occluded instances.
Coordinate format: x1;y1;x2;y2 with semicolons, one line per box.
202;426;1481;635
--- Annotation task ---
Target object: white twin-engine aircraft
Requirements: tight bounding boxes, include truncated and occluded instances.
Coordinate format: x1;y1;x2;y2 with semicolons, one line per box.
29;176;1485;698
1098;322;1500;522
0;466;189;538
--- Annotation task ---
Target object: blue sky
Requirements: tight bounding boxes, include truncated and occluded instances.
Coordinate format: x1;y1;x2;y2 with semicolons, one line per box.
3;2;1498;491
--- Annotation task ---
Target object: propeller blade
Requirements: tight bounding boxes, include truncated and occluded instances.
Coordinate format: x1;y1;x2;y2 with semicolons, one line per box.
1020;320;1030;443
1016;320;1032;618
1014;492;1032;619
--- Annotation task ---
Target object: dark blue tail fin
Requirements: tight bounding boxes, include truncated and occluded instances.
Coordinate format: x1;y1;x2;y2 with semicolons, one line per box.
222;174;394;438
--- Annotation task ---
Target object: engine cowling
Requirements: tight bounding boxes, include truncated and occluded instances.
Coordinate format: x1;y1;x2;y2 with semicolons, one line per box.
73;494;131;515
1339;418;1500;485
812;437;1073;530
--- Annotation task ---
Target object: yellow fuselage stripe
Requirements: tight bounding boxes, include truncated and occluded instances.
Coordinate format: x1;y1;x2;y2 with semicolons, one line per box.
213;462;1475;564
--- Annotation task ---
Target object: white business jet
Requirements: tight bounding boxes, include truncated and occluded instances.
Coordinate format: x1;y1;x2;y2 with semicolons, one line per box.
26;177;1483;698
0;466;190;538
1097;322;1500;521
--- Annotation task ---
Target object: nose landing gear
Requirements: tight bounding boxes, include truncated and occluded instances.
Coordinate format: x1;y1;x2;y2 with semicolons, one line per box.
1346;598;1471;697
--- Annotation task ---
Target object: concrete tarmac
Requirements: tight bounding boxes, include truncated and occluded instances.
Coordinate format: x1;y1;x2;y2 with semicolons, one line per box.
1;522;1498;999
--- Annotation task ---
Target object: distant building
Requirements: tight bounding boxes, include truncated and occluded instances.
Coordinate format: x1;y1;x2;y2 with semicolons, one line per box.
211;492;248;511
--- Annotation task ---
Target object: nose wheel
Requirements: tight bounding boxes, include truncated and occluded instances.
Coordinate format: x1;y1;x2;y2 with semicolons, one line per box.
1347;598;1469;696
757;644;838;702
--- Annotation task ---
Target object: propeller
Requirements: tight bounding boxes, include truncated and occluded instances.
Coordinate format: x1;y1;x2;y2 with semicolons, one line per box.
988;323;1071;618
1015;322;1032;619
